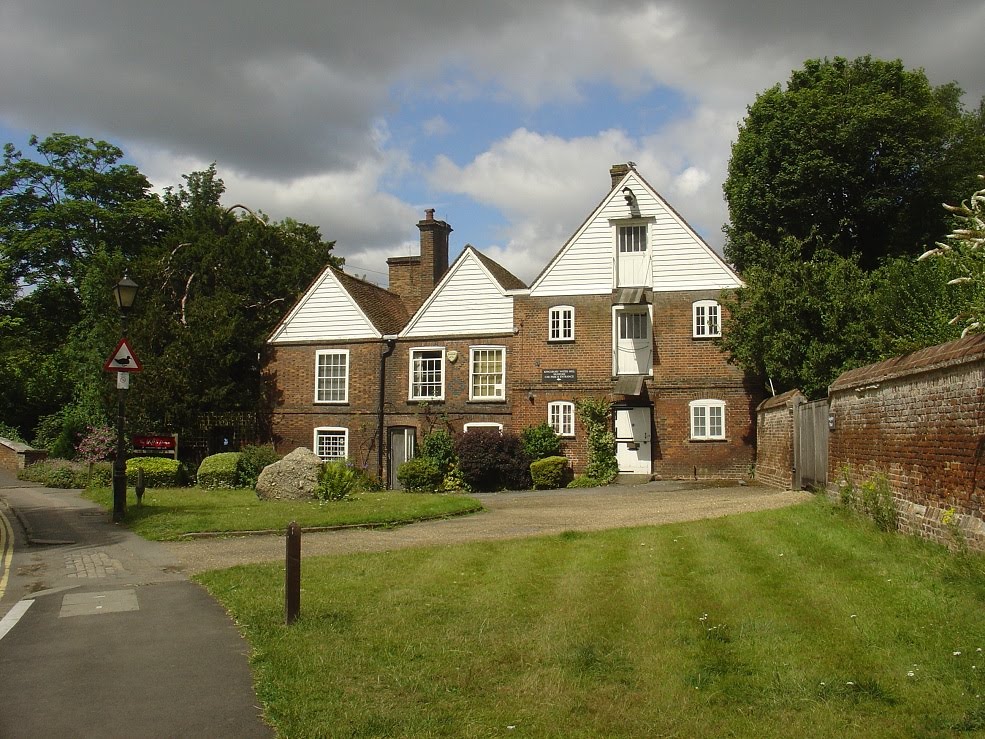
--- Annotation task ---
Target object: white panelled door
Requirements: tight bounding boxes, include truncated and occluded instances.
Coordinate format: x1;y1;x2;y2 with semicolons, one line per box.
614;407;652;474
615;309;652;375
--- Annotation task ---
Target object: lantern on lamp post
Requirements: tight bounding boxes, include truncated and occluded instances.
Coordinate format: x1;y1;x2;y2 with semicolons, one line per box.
110;275;139;523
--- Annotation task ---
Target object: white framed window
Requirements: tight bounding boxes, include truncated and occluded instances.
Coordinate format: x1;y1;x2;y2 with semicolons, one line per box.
463;422;503;433
315;350;349;403
469;346;506;401
409;347;445;400
548;401;575;438
690;400;725;440
692;300;721;338
618;224;647;253
548;305;575;342
313;427;348;460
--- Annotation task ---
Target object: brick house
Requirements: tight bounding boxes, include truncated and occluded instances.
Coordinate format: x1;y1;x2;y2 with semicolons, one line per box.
265;163;760;486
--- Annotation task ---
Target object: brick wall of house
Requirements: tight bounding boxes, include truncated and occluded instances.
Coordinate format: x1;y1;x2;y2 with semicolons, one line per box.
511;292;759;478
753;390;803;489
828;335;985;551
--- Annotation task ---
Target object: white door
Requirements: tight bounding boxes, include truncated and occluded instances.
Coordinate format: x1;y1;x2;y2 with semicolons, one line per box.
614;407;652;474
616;310;652;375
617;224;649;287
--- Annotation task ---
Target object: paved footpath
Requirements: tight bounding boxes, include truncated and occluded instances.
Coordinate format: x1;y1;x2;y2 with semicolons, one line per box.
0;471;272;739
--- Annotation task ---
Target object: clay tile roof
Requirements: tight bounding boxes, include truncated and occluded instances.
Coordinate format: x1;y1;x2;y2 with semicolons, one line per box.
829;334;985;392
331;267;409;335
470;248;526;291
756;388;805;412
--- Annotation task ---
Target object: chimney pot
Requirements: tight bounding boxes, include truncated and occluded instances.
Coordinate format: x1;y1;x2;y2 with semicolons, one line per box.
425;208;435;221
609;163;631;190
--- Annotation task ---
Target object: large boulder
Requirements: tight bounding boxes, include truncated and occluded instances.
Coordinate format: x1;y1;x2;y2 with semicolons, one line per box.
255;447;322;500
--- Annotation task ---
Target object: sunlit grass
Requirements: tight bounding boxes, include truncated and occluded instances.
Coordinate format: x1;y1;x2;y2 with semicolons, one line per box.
198;498;985;738
82;486;482;540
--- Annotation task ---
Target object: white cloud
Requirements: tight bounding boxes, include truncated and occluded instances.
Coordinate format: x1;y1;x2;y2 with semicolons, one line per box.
1;0;981;288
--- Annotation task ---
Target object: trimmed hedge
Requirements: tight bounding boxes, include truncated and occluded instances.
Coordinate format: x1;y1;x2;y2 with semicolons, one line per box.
566;474;608;489
19;460;112;489
197;452;242;489
530;456;570;490
126;457;188;487
396;457;443;493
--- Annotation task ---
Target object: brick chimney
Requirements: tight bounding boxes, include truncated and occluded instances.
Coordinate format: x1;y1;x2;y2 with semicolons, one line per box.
610;163;631;190
418;208;451;288
387;209;452;314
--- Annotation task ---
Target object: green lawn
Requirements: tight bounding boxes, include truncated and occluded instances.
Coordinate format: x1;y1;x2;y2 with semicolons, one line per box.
197;498;985;738
82;487;482;540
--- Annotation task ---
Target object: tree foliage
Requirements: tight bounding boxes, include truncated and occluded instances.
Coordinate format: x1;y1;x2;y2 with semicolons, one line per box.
719;237;965;398
917;175;985;336
0;134;338;452
719;56;983;397
724;56;985;272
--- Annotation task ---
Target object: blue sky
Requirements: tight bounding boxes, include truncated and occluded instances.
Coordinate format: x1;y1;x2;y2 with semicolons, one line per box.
1;0;982;284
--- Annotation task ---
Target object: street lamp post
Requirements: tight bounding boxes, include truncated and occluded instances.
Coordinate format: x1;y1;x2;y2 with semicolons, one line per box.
112;275;139;523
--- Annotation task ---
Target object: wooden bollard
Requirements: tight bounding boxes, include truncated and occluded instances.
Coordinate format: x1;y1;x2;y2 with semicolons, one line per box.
285;521;301;625
136;468;145;504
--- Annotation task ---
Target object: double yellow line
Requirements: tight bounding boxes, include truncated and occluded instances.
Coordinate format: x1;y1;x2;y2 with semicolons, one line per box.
0;508;13;600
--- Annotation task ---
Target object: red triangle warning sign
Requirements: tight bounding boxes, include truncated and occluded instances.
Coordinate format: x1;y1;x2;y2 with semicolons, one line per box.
103;338;142;372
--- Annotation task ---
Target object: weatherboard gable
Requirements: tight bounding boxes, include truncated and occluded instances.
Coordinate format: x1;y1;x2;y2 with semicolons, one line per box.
402;246;515;338
530;169;742;296
268;266;380;343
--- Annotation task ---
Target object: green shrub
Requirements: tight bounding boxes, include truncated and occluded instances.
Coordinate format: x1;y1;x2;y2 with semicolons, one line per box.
316;459;359;501
197;452;243;489
576;398;618;484
18;459;112;488
397;457;443;493
127;457;189;488
236;445;281;489
567;474;607;489
837;469;898;533
521;423;562;461
420;430;457;476
438;462;472;494
454;429;531;492
530;456;570;490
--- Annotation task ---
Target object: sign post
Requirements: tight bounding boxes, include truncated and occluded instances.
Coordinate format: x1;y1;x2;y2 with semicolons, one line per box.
104;338;142;522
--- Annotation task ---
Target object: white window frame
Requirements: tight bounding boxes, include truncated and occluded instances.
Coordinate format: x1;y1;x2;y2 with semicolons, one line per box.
689;399;726;440
408;347;445;400
314;349;349;404
469;346;506;401
463;422;503;433
692;300;722;338
548;305;575;342
547;401;576;438
313;426;348;460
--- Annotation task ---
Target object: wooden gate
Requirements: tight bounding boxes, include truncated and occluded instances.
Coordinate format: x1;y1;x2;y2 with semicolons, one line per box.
794;397;829;490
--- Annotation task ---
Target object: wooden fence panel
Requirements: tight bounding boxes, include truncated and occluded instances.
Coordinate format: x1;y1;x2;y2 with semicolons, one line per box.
794;398;829;490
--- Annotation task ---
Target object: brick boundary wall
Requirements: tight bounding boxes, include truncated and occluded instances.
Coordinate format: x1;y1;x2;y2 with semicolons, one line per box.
827;335;985;552
754;389;804;490
0;437;48;472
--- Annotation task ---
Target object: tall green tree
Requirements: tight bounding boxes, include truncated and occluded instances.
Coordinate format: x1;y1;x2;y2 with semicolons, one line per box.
0;134;165;439
127;165;339;434
724;56;985;272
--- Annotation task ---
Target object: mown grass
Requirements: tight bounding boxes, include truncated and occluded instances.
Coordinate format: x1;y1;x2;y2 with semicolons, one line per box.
197;498;985;738
82;487;482;540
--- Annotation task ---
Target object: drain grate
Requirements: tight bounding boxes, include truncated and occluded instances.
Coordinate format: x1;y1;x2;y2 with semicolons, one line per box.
79;511;106;517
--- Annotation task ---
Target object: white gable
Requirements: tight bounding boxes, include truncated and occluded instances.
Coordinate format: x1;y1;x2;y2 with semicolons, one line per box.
268;267;379;343
402;248;514;338
530;171;742;296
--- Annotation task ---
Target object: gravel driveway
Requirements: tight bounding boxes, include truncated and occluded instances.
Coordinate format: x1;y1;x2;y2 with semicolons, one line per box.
166;480;811;574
